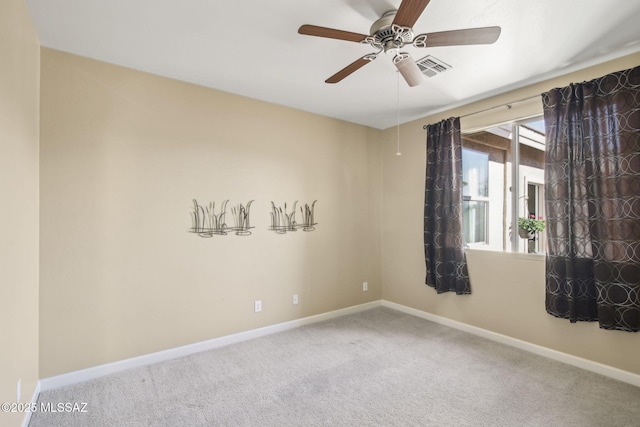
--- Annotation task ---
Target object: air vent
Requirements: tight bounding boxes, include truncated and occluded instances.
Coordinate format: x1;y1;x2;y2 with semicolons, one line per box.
415;55;452;78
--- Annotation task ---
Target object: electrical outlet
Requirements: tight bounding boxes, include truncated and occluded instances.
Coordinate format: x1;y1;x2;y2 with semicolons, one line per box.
293;294;299;305
254;300;262;312
363;282;368;291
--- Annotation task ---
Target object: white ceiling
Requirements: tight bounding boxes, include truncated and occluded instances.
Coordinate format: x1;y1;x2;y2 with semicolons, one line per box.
26;0;640;129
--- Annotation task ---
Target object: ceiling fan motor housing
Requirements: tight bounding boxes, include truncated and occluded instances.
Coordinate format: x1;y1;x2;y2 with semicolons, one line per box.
369;10;414;54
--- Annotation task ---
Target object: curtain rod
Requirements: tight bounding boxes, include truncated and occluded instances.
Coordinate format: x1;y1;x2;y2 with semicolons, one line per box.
422;94;540;130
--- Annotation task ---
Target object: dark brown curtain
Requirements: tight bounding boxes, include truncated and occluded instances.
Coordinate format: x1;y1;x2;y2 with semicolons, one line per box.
424;117;471;295
542;66;640;332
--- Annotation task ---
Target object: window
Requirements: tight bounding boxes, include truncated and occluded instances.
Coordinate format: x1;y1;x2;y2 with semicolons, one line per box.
462;117;546;253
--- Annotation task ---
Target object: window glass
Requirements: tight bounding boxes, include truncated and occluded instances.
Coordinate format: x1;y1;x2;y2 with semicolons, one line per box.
462;149;489;198
463;200;487;244
462;148;489;245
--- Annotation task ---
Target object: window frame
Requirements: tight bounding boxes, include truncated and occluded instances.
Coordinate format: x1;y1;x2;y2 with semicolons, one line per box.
511;116;546;253
462;147;490;247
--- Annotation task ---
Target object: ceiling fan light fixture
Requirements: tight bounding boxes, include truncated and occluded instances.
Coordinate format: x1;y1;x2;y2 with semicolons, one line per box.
394;53;424;87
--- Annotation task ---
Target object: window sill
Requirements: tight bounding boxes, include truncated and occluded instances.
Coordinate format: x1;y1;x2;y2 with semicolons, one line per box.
465;247;545;262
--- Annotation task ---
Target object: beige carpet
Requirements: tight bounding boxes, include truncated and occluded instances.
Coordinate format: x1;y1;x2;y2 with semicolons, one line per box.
30;307;640;426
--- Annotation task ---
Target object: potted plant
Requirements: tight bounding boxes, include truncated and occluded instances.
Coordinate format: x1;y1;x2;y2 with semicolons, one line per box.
518;215;545;239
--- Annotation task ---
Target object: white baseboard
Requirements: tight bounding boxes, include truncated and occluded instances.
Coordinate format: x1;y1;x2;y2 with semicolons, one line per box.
21;380;40;427
39;301;382;392
381;299;640;388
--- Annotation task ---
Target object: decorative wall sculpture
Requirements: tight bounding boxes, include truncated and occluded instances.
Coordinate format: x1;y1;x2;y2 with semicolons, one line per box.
269;200;317;234
301;200;317;231
231;200;254;236
189;199;254;237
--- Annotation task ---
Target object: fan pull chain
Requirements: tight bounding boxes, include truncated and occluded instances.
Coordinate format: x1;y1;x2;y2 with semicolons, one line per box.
396;71;402;156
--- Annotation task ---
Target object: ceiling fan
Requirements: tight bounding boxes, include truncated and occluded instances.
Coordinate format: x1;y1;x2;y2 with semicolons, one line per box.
298;0;501;87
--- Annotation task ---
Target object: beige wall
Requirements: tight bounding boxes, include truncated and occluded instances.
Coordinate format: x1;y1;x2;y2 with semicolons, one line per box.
39;49;383;377
381;52;640;375
0;0;40;425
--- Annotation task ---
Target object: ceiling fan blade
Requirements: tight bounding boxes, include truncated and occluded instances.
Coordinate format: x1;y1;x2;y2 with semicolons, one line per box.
414;26;501;47
298;24;368;43
393;53;424;87
393;0;431;28
326;56;375;84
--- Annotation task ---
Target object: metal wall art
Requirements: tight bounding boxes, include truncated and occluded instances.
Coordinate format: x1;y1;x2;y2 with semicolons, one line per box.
269;200;317;234
189;199;254;237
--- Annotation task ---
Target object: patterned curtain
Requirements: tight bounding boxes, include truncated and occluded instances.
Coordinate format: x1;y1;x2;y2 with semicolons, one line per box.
542;66;640;332
424;117;471;295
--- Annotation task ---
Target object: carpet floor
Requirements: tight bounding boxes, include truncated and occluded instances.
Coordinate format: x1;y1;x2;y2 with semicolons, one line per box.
29;307;640;426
